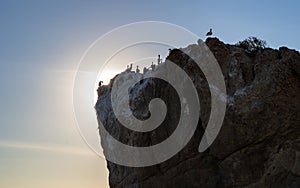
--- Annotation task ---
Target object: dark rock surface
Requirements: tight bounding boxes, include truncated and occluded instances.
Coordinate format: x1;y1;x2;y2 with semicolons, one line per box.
95;38;300;188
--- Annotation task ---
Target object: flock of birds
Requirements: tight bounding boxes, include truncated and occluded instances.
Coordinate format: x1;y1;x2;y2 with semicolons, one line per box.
124;54;163;74
98;29;213;87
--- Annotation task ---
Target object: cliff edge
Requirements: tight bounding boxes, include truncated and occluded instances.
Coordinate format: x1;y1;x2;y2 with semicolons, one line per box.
95;38;300;188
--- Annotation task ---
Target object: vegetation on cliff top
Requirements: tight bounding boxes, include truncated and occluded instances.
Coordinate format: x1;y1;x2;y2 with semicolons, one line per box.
236;36;267;54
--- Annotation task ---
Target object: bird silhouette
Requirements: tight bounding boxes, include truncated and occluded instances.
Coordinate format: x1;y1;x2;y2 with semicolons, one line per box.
136;65;140;73
206;28;213;36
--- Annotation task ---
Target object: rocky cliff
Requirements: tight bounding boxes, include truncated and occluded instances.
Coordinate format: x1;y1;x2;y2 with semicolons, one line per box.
95;38;300;188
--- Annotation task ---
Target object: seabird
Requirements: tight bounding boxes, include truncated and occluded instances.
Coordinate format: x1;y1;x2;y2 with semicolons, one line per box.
206;28;213;36
99;81;103;87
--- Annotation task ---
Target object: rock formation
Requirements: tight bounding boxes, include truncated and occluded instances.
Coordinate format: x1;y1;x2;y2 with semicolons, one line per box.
95;38;300;188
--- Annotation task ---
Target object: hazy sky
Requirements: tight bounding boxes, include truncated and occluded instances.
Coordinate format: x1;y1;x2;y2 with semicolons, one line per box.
0;1;299;187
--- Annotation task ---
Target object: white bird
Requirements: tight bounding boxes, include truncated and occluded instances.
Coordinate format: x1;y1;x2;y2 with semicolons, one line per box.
206;28;213;36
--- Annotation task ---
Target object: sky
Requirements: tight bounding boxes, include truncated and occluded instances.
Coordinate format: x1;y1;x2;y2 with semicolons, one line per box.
0;1;299;187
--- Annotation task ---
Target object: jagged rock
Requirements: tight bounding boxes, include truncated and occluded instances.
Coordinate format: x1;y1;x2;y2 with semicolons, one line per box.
95;38;300;188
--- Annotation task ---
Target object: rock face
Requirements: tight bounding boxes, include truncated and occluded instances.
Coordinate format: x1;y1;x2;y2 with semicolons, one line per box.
95;38;300;188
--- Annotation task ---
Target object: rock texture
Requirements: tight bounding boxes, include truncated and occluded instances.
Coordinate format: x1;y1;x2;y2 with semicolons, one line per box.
95;38;300;188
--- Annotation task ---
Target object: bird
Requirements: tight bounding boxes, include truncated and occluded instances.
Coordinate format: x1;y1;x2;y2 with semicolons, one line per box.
136;65;140;73
157;54;162;64
98;81;103;87
206;28;213;36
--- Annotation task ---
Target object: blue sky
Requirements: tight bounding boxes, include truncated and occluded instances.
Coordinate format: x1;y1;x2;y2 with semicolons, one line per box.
0;1;299;187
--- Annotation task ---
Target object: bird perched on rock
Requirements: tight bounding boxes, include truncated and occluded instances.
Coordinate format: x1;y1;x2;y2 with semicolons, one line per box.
98;81;103;87
157;54;162;64
136;65;140;73
143;67;148;74
206;28;213;36
126;64;133;72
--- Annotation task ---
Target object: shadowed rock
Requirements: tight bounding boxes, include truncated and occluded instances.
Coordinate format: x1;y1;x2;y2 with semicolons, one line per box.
95;38;300;188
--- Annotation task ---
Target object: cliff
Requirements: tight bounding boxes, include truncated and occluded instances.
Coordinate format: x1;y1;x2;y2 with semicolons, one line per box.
95;38;300;188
